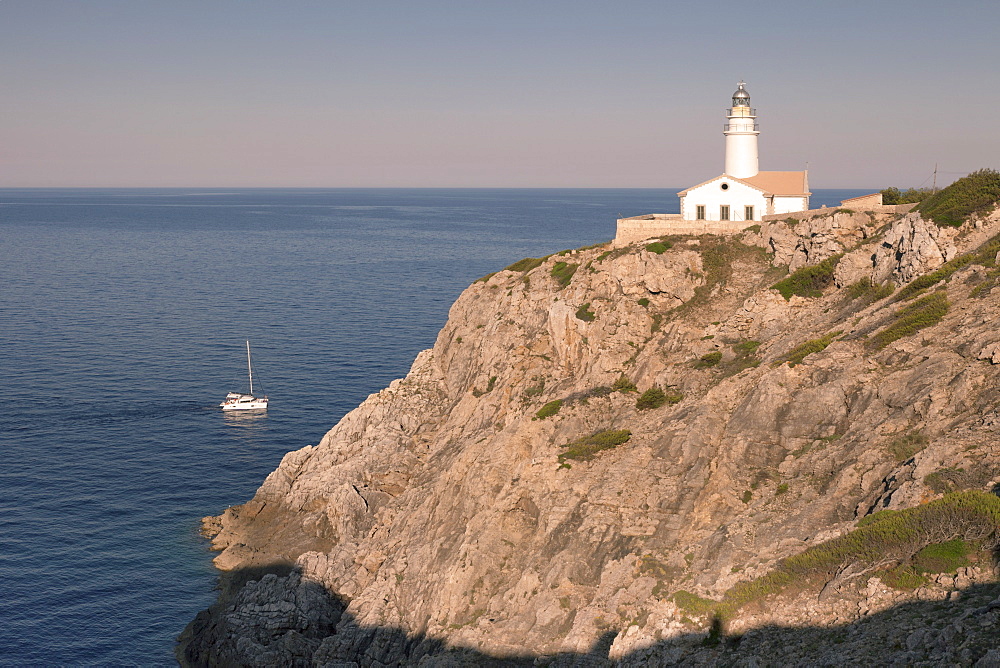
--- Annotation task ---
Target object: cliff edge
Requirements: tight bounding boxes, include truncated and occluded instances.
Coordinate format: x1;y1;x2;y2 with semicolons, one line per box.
179;204;1000;666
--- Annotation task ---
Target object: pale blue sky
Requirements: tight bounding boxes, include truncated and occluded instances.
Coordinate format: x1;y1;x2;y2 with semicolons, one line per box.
2;0;998;188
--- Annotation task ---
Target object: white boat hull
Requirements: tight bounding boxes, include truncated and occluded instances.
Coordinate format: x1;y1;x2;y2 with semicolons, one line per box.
220;393;268;411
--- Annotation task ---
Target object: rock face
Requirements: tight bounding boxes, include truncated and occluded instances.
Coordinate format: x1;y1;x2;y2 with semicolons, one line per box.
179;207;1000;666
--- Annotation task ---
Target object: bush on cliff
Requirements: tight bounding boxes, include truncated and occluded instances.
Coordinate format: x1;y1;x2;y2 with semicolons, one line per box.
504;256;546;272
558;429;632;464
771;254;843;300
776;331;841;367
636;385;683;410
868;291;949;350
895;231;1000;301
673;491;1000;620
916;168;1000;227
550;261;579;289
534;400;562;420
880;186;933;205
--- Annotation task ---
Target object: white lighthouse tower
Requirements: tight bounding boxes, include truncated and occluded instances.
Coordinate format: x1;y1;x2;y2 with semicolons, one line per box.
724;81;759;178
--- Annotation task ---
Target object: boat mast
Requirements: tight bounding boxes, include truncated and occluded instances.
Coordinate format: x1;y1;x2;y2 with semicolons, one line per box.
246;340;254;395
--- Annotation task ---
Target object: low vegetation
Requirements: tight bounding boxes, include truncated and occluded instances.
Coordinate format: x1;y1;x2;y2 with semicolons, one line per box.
558;429;632;464
880;186;933;206
645;240;672;254
612;375;637;393
534;400;562;420
575;303;596;322
671;491;1000;620
775;331;841;367
550;261;579;289
895;231;1000;301
771;254;843;300
845;278;894;304
675;237;771;313
868;291;949;350
916;168;1000;227
924;466;996;494
636;385;683;410
504;257;546;273
886;432;928;462
472;376;497;398
695;351;722;369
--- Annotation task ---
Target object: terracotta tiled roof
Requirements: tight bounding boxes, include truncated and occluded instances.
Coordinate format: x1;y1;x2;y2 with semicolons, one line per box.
677;171;810;197
740;171;810;196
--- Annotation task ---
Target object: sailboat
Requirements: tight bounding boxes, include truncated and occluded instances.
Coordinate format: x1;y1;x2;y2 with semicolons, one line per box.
220;341;268;411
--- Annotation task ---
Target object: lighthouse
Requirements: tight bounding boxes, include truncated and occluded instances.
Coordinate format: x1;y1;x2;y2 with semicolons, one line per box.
724;81;759;179
675;82;809;222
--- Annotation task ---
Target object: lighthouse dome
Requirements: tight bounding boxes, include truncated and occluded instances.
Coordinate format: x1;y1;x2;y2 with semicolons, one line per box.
732;82;750;106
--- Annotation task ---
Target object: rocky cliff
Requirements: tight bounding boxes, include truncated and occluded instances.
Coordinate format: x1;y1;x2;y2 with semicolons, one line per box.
179;206;1000;666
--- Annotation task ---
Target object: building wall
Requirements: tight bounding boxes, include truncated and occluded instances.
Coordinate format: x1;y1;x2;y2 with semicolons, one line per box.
613;214;753;247
680;177;768;221
772;195;810;215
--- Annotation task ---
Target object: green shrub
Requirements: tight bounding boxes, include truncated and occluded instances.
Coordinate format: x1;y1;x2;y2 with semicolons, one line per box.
695;351;722;368
917;168;1000;227
635;385;682;410
741;490;753;504
558;429;632;463
575;303;596;322
881;186;933;206
550;262;579;288
535;399;563;420
505;257;545;272
776;331;841;367
924;466;995;494
775;483;789;496
846;278;895;303
637;297;650;307
674;237;771;313
645;241;672;254
887;432;928;462
895;232;1000;301
881;565;928;589
771;254;843;300
636;386;667;410
709;490;1000;618
671;590;717;617
612;375;637;393
912;539;970;574
869;292;949;350
474;272;497;284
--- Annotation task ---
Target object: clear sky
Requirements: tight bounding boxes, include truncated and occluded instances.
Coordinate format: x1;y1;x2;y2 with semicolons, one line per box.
2;0;998;188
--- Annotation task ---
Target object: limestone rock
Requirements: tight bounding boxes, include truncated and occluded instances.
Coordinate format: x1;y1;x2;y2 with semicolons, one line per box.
180;208;1000;666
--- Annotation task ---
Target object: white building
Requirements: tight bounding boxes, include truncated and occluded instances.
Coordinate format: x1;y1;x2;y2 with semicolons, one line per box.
677;82;810;222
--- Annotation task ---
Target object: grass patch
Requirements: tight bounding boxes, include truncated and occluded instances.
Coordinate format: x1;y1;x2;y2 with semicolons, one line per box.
550;262;579;289
671;590;717;617
916;168;1000;227
575;303;596;322
505;257;546;273
771;254;843;300
637;297;650;307
886;432;928;462
645;241;672;254
558;429;632;463
869;291;949;350
535;399;562;420
474;272;497;284
775;331;841;367
695;351;722;369
636;385;683;410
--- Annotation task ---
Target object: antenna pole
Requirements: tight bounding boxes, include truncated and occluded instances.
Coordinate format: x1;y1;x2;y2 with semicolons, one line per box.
933;164;938;193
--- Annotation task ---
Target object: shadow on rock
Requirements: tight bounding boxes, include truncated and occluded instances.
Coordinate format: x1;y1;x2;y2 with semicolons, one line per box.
178;565;1000;667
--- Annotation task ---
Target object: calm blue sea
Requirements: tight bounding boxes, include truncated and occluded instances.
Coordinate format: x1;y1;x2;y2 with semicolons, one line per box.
0;187;868;664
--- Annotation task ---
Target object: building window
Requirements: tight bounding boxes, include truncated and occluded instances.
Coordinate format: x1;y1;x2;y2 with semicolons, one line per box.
745;205;754;221
720;205;730;221
696;205;706;220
